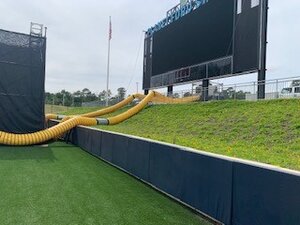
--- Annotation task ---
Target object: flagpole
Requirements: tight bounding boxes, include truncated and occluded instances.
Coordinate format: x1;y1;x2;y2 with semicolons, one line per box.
106;16;112;107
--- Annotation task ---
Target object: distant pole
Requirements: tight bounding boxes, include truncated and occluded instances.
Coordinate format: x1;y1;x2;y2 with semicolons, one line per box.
51;97;54;113
106;16;112;106
62;94;65;106
136;82;139;93
44;27;48;37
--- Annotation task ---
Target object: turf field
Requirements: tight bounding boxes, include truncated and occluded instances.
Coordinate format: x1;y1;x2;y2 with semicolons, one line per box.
0;142;210;225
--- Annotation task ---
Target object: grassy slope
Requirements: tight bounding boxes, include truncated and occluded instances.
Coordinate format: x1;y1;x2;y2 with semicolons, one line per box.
45;105;101;115
0;143;209;225
59;106;103;115
65;99;300;171
45;105;70;114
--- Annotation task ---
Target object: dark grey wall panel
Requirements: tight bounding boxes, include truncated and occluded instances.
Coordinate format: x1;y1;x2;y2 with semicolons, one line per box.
182;151;233;225
112;134;129;170
232;163;300;225
126;138;150;182
69;128;78;145
100;132;114;162
149;143;185;199
90;129;102;157
76;127;92;153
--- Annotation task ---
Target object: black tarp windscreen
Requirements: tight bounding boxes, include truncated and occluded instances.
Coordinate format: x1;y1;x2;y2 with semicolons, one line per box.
0;29;46;133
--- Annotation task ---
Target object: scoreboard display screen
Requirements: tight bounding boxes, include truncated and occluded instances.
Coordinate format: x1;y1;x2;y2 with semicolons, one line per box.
143;0;267;89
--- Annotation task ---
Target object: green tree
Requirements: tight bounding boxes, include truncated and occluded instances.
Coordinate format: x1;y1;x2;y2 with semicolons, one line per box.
60;90;73;106
117;87;126;100
99;90;112;101
45;92;55;104
73;90;83;107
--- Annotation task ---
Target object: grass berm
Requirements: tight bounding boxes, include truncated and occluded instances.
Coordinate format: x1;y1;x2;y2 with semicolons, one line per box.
63;99;300;171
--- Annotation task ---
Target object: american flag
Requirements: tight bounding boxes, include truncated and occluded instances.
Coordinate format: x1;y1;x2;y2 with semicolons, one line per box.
109;16;112;40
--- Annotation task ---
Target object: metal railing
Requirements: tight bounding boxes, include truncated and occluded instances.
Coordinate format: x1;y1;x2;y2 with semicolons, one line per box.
82;96;125;107
160;76;300;103
64;77;300;108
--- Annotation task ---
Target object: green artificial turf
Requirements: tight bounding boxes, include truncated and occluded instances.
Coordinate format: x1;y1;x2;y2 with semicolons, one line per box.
0;142;210;225
62;99;300;170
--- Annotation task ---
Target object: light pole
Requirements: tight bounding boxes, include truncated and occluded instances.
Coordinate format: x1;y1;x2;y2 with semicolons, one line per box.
106;16;112;106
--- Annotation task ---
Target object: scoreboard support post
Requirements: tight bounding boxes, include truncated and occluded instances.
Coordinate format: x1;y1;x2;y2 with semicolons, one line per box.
202;79;209;101
167;85;173;96
257;70;266;99
257;0;269;100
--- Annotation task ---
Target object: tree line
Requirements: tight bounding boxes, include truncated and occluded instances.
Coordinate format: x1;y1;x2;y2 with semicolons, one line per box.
45;87;126;107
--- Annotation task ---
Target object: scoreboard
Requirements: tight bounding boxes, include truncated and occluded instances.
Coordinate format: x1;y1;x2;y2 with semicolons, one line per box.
143;0;268;90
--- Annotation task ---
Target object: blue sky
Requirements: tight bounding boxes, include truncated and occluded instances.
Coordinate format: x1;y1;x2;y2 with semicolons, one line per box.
0;0;299;94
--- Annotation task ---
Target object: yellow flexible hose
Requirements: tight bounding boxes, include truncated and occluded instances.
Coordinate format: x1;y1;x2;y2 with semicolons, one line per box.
2;91;199;146
151;92;200;104
45;93;148;122
107;91;155;125
45;95;136;121
106;92;199;125
0;117;97;146
81;95;135;118
45;92;199;121
45;114;59;121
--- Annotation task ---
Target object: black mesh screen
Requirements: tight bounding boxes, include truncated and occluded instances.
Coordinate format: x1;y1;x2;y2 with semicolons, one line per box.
0;29;46;134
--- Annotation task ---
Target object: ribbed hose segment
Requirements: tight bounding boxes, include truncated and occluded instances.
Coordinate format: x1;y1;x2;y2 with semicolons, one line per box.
45;114;58;121
0;117;97;146
107;91;155;125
